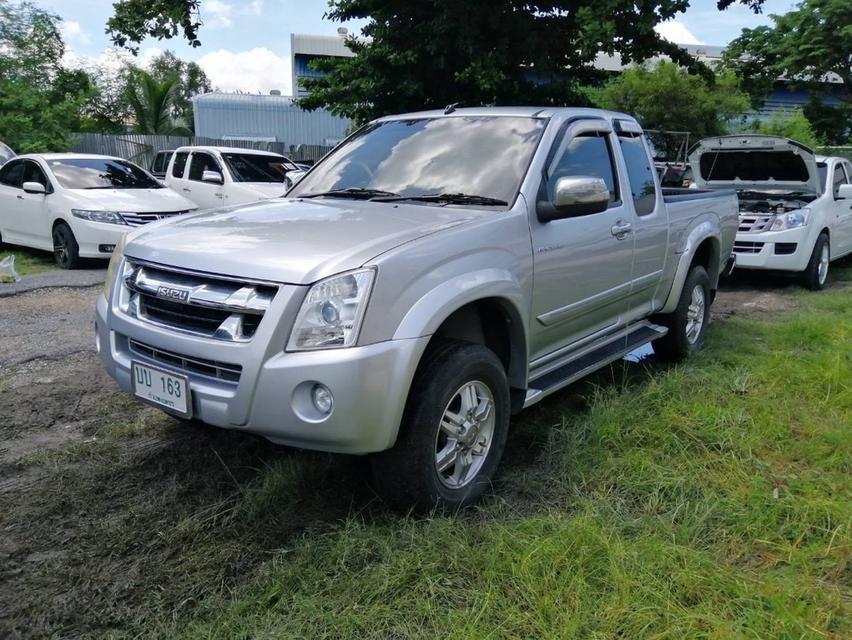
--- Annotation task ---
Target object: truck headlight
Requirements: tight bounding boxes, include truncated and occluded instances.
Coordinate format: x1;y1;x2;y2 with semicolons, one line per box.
103;234;127;302
769;209;809;231
71;209;127;225
287;268;375;351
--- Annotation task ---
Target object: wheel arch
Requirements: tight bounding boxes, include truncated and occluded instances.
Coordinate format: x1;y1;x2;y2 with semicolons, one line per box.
659;222;721;314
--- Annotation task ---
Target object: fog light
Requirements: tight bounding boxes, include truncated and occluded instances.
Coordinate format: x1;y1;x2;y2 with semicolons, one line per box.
311;383;333;414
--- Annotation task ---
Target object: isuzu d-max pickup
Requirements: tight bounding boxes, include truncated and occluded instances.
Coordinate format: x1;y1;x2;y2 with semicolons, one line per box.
97;107;737;509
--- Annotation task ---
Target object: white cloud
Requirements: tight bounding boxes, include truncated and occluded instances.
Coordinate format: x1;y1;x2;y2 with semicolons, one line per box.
244;0;264;16
204;0;233;29
60;20;91;46
196;47;292;94
654;20;703;46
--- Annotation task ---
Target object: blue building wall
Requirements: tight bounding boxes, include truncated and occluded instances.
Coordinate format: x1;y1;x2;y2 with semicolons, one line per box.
193;93;351;147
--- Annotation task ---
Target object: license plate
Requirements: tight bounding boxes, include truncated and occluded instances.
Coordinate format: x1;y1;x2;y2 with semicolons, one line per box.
131;361;191;418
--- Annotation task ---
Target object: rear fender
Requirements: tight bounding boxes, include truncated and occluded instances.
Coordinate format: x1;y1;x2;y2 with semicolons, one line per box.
660;218;720;314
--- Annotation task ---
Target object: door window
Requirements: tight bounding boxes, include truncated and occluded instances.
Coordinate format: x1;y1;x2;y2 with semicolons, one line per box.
547;133;618;204
618;135;657;216
0;159;24;188
188;152;221;182
832;164;848;199
171;152;189;178
23;161;50;191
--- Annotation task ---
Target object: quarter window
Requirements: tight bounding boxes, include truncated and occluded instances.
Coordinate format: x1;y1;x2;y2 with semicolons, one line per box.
619;135;657;216
548;133;618;203
0;160;24;188
171;152;189;178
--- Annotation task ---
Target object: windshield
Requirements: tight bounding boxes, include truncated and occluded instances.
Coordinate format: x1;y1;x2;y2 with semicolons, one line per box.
49;158;160;189
222;153;294;183
289;116;547;206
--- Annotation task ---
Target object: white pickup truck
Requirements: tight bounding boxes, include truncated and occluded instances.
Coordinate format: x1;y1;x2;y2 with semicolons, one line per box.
690;136;852;289
164;146;306;210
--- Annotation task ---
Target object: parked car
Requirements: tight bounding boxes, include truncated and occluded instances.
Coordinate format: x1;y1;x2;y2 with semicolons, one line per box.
97;107;737;509
149;150;174;179
0;141;15;167
690;135;852;289
165;146;307;209
0;154;197;269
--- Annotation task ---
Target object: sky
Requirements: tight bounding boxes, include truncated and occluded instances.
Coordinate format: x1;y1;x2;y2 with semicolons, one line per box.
39;0;800;95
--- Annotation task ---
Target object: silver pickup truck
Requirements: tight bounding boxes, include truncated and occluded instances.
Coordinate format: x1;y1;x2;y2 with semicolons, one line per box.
97;107;737;509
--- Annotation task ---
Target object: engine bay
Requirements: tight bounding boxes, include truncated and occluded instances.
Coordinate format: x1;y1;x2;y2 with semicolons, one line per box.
738;192;814;214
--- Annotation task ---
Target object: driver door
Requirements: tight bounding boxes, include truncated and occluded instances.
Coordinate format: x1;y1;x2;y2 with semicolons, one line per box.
185;152;226;210
529;119;635;361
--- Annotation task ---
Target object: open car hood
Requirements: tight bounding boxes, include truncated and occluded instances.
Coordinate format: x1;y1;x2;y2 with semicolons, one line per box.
689;135;821;194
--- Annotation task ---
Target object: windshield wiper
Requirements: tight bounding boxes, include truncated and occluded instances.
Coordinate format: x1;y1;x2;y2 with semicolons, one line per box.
372;192;508;206
299;187;400;200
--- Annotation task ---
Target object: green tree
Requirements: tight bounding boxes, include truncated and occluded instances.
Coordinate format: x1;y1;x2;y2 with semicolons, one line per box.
146;50;212;131
105;1;767;124
595;62;750;159
745;110;822;147
124;69;192;135
0;0;93;151
722;0;851;143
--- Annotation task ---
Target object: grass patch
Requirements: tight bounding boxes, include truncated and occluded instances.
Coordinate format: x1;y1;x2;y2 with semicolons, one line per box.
0;244;56;276
142;283;850;638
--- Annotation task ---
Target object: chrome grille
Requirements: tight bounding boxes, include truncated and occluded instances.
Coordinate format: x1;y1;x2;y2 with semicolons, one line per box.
120;210;192;227
123;260;276;341
128;339;242;383
733;241;765;254
738;214;775;233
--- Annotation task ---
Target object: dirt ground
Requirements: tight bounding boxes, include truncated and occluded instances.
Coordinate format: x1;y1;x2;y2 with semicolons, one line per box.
0;274;832;638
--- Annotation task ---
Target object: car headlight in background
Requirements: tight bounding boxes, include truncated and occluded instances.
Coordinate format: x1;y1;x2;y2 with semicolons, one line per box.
103;234;127;302
287;268;375;351
769;209;809;231
71;209;127;225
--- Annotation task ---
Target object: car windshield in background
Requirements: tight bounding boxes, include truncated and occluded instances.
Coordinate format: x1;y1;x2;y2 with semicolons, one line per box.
49;158;161;189
222;153;294;183
289;116;547;207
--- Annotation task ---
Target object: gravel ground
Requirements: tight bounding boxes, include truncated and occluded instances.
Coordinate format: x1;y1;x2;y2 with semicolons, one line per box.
0;269;105;298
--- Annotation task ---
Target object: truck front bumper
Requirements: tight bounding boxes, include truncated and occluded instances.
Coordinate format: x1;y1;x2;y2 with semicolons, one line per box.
96;294;430;454
732;227;811;272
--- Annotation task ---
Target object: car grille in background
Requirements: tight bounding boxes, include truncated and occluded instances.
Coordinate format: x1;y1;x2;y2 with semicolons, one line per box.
120;210;192;226
733;241;765;254
123;260;276;341
738;214;775;233
129;339;242;383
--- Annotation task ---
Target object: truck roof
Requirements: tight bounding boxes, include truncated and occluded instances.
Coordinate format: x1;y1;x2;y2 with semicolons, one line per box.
173;145;287;157
376;106;638;123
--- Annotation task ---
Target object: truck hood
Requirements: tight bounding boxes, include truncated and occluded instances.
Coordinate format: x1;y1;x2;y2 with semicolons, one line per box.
66;187;197;212
233;182;289;200
689;135;821;194
124;198;486;284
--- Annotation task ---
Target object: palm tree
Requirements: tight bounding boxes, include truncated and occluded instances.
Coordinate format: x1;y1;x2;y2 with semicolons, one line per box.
125;70;191;135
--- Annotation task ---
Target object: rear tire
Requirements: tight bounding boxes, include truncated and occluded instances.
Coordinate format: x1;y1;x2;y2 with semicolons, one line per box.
370;341;510;512
53;223;81;270
653;265;711;362
800;232;830;291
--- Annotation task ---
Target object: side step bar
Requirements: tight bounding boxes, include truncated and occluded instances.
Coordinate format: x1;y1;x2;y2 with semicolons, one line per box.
523;322;667;408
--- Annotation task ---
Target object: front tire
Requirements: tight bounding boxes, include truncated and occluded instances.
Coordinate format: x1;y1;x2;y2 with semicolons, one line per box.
800;232;830;291
370;341;510;511
653;265;711;362
53;223;81;269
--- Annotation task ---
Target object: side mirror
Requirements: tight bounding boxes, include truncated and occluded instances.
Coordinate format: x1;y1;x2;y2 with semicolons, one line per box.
838;184;852;200
202;170;224;185
22;181;46;195
538;176;609;222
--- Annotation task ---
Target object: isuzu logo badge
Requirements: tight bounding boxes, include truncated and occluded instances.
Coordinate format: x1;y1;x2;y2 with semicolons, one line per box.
156;285;190;302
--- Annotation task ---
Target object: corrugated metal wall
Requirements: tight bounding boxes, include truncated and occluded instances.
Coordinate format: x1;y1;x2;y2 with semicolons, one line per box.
70;133;333;167
192;93;351;147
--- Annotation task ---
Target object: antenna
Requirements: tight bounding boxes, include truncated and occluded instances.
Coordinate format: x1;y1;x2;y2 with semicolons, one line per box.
444;102;459;114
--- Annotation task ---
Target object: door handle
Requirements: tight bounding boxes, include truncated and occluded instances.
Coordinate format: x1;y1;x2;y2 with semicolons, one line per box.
182;187;191;192
611;220;632;239
16;195;23;200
